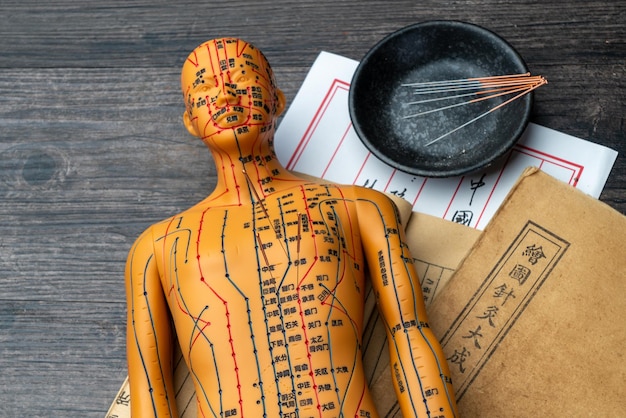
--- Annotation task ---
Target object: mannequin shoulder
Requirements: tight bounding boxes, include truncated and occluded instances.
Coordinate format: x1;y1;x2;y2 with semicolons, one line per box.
341;184;396;207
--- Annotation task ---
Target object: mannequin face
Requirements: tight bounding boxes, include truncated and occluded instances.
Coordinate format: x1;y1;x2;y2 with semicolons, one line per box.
181;38;285;143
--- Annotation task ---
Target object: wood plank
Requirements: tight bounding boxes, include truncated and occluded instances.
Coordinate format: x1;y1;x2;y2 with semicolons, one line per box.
0;0;623;416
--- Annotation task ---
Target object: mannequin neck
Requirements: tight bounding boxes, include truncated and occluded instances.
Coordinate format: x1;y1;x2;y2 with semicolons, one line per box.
205;129;303;205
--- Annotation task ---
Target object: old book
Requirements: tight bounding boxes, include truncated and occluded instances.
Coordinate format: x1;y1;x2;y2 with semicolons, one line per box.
429;167;626;416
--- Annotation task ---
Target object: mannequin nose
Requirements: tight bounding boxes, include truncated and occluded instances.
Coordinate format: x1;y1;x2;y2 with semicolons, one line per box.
215;84;239;107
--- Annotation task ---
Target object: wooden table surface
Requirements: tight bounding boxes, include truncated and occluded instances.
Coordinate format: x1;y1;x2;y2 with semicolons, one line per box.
0;1;623;416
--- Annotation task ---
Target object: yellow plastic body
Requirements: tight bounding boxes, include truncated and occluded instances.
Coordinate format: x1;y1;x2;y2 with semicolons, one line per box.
126;37;458;418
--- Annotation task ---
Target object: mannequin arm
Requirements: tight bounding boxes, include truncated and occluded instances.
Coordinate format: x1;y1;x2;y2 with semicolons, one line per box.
125;228;179;418
356;189;458;418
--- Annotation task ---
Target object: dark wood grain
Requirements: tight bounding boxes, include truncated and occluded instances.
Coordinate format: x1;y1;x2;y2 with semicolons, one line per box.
0;0;623;416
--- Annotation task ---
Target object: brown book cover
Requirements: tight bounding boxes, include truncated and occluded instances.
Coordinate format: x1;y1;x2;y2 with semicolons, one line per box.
429;167;626;417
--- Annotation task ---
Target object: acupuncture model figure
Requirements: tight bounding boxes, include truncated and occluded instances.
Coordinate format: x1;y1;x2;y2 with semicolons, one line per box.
126;37;458;418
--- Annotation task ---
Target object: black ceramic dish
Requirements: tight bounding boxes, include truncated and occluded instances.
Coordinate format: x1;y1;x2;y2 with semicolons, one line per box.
349;21;533;177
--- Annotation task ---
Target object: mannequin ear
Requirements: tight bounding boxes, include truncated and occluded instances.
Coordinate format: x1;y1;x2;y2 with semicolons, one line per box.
275;88;286;117
183;111;200;138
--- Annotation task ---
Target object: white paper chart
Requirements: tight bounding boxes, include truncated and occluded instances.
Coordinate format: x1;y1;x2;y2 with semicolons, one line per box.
275;52;618;230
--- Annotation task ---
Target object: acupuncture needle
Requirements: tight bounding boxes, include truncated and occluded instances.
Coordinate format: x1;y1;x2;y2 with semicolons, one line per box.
400;73;547;146
423;81;546;147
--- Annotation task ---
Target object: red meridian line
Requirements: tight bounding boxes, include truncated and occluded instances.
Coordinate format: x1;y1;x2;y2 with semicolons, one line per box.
195;206;244;416
218;40;233;114
295;294;322;417
197;397;207;418
321;122;353;178
160;219;206;319
254;70;272;88
195;209;206;284
286;79;350;170
295;234;319;284
442;176;465;219
190;316;213;348
230;155;243;206
197;42;221;137
336;187;374;335
236;39;248;57
320;268;346;310
186;50;200;67
194;209;231;304
221;39;230;73
206;42;219;85
247;133;269;198
202;102;214;138
243;88;253;126
335;187;358;260
225;300;244;418
295;184;324;285
206;189;231;205
354;385;367;418
295;185;323;415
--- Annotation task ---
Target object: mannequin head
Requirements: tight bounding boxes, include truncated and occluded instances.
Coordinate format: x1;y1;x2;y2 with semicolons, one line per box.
181;38;286;147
